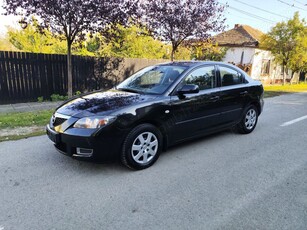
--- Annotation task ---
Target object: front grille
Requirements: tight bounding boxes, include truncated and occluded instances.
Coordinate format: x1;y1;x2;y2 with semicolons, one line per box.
53;117;67;127
51;113;70;127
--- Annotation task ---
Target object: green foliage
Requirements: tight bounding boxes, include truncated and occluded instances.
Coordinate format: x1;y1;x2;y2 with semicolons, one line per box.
7;18;67;54
75;91;82;96
94;24;169;59
6;17;93;56
192;41;227;61
0;36;18;51
50;94;68;101
173;46;192;60
37;96;44;102
260;12;307;74
289;33;307;72
5;20;195;60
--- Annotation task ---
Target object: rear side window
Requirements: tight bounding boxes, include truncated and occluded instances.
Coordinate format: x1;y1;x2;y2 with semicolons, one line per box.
183;66;216;91
219;66;244;86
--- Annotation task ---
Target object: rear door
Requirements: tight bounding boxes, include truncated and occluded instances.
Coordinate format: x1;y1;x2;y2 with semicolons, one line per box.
217;65;249;125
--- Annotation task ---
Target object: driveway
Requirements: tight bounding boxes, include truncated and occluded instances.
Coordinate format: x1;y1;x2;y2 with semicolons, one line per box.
0;93;307;230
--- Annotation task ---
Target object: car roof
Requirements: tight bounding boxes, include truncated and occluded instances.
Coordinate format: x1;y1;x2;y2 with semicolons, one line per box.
158;61;229;68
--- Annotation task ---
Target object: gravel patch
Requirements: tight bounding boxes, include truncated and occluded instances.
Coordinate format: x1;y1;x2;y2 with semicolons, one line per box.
0;126;45;137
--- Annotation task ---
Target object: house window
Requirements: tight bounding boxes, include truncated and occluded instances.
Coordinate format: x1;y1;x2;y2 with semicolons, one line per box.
261;59;270;75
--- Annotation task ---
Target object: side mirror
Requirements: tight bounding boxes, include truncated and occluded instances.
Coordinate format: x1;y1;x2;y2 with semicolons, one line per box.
177;84;199;96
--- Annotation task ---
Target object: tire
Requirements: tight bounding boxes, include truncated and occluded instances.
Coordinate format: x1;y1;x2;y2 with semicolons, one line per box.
236;105;258;134
121;124;163;170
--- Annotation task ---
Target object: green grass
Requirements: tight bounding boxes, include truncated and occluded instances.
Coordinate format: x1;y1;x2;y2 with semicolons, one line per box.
264;82;307;98
0;109;53;129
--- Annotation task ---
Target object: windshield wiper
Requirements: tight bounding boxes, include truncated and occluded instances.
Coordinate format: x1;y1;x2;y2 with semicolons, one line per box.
116;87;143;94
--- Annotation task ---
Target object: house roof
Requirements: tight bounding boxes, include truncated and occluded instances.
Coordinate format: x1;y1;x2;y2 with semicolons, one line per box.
213;24;264;47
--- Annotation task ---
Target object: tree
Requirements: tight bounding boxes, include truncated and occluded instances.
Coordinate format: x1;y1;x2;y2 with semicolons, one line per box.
93;24;169;59
192;40;227;61
7;19;67;54
0;36;18;51
141;0;225;61
288;30;307;73
173;46;193;60
3;0;137;97
261;12;307;84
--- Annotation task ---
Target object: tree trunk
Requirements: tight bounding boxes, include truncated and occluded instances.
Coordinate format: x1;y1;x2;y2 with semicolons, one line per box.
67;40;73;97
171;49;175;62
282;64;286;86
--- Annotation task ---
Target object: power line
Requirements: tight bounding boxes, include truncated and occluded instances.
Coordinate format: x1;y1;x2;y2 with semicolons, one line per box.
226;5;278;24
233;0;289;19
277;0;307;11
220;2;278;24
226;11;274;31
292;0;307;7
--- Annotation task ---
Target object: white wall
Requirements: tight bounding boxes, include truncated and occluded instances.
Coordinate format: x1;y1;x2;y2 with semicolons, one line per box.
222;47;255;65
251;49;272;79
252;49;288;81
222;47;286;81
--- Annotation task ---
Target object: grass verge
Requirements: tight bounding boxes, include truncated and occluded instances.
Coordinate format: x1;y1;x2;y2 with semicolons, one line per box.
0;109;52;142
264;82;307;98
0;109;53;129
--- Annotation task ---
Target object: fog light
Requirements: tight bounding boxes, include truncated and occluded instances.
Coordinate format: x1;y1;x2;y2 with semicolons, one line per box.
74;148;93;157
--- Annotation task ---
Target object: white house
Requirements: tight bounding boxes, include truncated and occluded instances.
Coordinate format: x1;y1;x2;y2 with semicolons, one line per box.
213;24;289;84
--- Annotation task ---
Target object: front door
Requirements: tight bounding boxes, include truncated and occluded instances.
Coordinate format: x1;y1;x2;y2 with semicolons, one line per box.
167;65;222;143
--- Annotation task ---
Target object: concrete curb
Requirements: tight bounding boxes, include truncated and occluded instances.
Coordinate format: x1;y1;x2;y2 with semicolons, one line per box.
0;102;62;114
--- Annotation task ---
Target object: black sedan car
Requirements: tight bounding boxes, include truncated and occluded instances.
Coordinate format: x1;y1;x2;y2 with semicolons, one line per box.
46;61;264;169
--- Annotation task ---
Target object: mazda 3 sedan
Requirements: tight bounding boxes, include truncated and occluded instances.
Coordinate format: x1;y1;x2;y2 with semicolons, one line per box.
46;61;264;169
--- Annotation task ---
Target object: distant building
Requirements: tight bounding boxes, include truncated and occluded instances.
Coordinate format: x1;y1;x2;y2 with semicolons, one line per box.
213;24;288;83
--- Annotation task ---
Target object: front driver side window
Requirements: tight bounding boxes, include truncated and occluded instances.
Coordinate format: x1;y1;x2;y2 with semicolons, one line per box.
183;66;216;91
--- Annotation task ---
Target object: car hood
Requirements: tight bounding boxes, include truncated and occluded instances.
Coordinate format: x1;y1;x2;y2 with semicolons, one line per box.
56;89;157;118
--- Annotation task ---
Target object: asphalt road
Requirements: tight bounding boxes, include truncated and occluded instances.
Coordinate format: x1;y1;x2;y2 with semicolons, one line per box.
1;93;307;230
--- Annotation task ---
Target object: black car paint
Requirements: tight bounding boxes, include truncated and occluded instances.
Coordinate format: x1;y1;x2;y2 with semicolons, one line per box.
46;62;264;161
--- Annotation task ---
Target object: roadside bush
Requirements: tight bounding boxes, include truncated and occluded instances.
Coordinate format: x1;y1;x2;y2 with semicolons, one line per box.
75;91;82;96
50;94;68;101
37;96;44;102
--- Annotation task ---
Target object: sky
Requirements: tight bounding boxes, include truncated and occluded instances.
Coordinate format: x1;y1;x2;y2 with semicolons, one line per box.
219;0;307;32
0;0;307;36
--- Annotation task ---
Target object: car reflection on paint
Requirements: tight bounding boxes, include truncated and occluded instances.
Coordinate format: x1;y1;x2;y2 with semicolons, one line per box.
46;61;264;170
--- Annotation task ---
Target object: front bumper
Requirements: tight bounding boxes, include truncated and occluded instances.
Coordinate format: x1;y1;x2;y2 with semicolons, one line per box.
46;124;126;161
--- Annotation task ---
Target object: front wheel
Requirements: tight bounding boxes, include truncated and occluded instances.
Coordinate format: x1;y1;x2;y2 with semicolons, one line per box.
121;124;162;170
236;105;258;134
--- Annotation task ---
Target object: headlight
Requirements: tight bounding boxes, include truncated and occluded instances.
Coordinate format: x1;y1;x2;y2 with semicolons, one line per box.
73;116;116;129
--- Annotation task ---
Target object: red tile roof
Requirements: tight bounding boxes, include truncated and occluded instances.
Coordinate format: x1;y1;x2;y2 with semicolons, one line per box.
213;24;264;47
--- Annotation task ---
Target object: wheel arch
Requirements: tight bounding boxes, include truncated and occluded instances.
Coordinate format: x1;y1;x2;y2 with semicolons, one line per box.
133;120;168;151
250;100;262;115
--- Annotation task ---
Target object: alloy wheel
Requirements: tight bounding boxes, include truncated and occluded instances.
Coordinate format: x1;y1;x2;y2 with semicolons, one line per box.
131;132;158;164
245;108;257;130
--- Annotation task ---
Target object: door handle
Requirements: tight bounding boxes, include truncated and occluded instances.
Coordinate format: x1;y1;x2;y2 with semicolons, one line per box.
240;91;248;95
210;96;220;101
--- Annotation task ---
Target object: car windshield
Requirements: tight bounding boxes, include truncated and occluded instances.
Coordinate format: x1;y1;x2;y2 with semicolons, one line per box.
116;65;187;95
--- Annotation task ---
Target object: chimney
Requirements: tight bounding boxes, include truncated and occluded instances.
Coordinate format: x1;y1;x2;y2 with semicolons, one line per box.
234;24;240;29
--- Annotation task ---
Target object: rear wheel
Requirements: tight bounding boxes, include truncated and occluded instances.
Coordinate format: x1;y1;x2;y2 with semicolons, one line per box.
236;105;258;134
121;124;162;170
